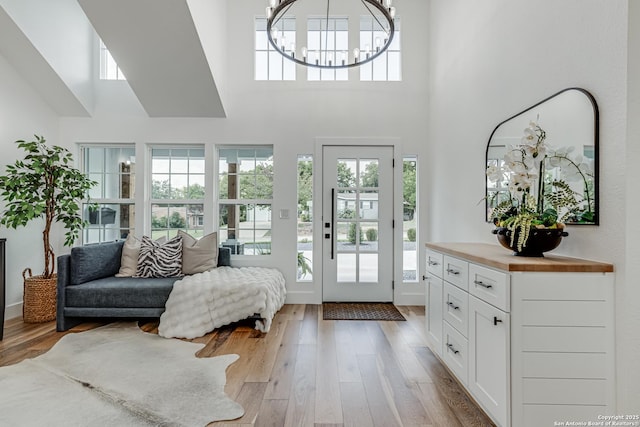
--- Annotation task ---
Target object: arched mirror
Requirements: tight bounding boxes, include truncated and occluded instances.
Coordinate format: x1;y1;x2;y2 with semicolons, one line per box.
485;87;599;225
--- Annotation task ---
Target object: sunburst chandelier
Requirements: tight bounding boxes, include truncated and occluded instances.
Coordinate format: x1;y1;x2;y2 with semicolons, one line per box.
265;0;396;69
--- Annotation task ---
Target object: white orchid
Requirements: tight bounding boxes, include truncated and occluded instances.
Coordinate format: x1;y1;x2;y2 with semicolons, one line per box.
488;120;596;250
486;164;503;183
520;120;548;159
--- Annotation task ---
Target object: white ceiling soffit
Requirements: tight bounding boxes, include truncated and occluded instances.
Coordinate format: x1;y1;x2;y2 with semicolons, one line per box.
78;0;226;118
0;6;91;117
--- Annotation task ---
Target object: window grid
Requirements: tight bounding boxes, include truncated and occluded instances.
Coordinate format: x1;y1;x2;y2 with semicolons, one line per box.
307;17;349;81
218;147;274;255
360;17;401;81
99;39;126;81
255;17;296;81
150;147;205;240
81;145;136;244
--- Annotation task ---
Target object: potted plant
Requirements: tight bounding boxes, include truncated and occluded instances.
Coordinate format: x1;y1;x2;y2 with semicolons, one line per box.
486;120;593;256
297;251;312;279
0;136;96;322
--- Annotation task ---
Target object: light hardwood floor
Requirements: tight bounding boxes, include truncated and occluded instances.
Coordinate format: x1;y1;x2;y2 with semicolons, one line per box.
0;305;495;427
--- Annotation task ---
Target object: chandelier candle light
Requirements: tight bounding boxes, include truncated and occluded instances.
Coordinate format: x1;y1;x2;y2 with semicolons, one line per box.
266;0;396;69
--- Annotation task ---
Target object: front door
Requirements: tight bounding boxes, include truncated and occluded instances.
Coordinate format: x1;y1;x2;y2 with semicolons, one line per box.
322;146;394;302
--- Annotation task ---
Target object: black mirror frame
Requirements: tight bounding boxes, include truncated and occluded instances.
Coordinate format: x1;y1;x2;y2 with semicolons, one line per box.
485;87;600;225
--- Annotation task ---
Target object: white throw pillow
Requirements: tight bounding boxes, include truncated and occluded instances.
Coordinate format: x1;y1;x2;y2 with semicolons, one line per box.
116;234;166;277
179;230;218;275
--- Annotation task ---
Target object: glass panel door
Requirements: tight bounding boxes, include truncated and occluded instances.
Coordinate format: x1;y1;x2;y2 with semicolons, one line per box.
322;146;393;302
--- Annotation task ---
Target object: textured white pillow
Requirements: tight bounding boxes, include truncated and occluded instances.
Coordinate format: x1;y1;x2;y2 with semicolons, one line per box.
116;234;166;277
179;230;218;275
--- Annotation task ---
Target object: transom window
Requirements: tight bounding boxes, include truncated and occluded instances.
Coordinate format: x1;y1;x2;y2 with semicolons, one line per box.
360;17;401;81
150;148;205;239
307;17;349;81
218;147;274;255
81;145;135;243
255;17;296;81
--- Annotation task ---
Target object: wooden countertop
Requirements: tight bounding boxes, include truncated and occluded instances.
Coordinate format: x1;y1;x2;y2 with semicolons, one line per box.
426;242;614;273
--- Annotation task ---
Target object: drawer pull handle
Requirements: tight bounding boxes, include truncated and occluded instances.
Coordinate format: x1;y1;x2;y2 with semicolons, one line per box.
446;343;460;354
446;268;460;275
493;316;503;326
474;280;493;289
447;301;460;310
428;260;440;266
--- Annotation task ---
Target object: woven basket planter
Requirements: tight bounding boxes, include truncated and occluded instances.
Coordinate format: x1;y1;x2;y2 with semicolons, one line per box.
22;268;57;323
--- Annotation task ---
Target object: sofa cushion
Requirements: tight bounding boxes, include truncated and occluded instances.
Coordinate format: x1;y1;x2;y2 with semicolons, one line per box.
136;235;183;278
116;234;166;277
65;276;177;308
179;230;218;274
70;241;125;285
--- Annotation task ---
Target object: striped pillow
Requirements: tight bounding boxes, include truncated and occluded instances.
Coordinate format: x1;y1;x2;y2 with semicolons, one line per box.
135;235;183;278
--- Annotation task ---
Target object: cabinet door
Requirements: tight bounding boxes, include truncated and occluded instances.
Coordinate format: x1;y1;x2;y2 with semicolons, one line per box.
469;295;510;427
425;276;444;356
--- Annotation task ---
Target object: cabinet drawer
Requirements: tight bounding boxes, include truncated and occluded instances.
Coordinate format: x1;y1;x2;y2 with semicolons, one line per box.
443;282;468;337
469;264;509;311
443;321;468;386
426;250;444;279
443;256;468;291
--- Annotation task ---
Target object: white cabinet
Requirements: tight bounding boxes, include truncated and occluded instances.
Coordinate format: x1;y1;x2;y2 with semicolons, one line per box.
425;243;615;427
443;320;468;385
425;249;444;356
469;295;510;427
443;255;468;290
425;276;443;356
443;282;468;337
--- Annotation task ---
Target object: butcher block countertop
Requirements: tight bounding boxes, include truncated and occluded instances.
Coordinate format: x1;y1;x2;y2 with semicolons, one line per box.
426;242;614;273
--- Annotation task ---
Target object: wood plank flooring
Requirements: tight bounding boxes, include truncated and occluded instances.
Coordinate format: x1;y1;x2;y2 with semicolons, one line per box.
0;305;495;427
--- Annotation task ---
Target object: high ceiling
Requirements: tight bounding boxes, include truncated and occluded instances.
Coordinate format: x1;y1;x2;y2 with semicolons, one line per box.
0;0;226;118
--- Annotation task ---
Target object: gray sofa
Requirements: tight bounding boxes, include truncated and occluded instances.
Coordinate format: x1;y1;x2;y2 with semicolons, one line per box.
56;240;231;331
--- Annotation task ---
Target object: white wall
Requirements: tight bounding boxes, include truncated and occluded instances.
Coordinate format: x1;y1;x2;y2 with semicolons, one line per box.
60;0;430;304
0;53;60;318
428;0;637;412
0;0;95;113
624;0;640;414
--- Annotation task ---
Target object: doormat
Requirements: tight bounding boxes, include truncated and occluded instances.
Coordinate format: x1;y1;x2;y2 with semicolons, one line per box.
322;302;406;321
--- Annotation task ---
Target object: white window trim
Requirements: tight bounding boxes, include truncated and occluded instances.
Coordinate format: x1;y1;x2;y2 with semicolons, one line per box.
79;143;137;244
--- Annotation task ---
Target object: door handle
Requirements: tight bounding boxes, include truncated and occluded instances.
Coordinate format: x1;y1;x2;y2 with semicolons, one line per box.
331;188;335;260
474;280;493;289
494;316;503;326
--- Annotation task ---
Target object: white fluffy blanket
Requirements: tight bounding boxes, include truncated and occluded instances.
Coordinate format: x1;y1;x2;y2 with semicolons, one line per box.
158;266;286;339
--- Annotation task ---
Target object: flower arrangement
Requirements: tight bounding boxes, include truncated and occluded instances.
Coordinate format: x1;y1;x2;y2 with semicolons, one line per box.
487;120;594;252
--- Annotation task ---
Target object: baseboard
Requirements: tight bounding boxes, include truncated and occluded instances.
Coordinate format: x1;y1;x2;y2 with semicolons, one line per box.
5;302;23;320
394;293;425;306
285;290;321;305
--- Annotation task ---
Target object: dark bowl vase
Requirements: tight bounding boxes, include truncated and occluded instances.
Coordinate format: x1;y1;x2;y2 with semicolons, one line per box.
492;227;569;257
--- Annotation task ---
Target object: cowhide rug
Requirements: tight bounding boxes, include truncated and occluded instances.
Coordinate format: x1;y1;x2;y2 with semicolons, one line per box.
0;323;244;426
